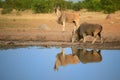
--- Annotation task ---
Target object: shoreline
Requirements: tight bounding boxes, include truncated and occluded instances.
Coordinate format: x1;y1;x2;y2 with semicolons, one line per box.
0;41;120;50
0;10;120;50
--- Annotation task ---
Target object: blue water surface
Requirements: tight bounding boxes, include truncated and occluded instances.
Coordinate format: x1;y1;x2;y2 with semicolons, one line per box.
0;47;120;80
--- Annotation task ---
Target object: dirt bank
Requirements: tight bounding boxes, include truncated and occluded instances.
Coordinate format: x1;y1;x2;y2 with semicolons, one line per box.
0;10;120;49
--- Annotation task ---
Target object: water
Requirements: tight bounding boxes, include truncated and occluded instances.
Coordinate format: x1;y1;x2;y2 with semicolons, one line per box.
0;46;120;80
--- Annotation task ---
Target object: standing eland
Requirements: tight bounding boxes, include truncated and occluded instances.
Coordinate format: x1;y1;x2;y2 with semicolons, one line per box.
55;6;80;32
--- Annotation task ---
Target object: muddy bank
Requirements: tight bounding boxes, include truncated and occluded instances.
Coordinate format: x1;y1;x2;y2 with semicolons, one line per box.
0;28;120;49
0;22;120;49
0;10;120;49
0;41;120;50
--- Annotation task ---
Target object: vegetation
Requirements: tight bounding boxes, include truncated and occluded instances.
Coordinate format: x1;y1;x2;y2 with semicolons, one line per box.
0;0;120;14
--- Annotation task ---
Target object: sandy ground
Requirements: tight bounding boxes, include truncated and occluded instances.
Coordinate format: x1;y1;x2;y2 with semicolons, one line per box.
0;9;120;49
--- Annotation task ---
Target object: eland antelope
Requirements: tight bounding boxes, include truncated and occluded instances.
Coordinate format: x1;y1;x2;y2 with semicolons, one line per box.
72;22;104;44
55;6;80;32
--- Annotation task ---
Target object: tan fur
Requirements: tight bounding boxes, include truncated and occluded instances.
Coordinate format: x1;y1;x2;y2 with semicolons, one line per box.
55;6;80;32
54;48;79;70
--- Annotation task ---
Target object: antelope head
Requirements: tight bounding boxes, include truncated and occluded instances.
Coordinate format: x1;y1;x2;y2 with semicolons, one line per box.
55;6;62;18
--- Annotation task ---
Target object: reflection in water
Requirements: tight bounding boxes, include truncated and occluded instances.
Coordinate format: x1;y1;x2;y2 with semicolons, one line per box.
72;47;102;64
54;47;102;70
54;48;80;70
0;47;120;80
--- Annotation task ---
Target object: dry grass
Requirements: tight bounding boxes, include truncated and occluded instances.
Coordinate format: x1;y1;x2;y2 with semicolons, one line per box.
0;9;120;43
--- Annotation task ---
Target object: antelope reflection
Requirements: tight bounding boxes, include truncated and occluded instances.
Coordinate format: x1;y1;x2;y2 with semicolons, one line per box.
54;47;102;70
72;47;102;64
54;48;79;70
